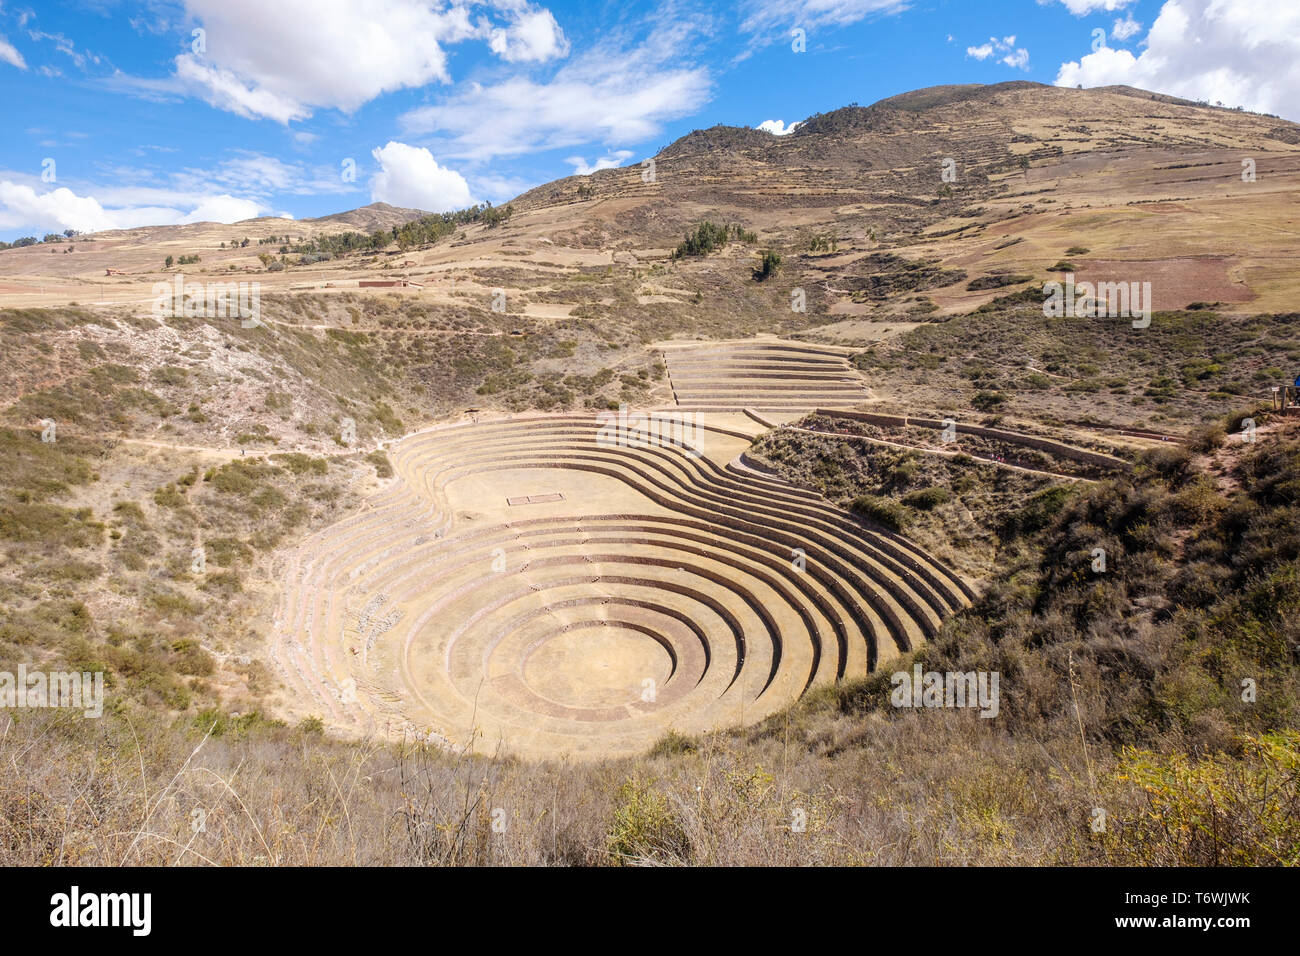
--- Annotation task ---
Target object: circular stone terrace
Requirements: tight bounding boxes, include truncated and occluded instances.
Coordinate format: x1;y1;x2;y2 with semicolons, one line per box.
270;342;973;758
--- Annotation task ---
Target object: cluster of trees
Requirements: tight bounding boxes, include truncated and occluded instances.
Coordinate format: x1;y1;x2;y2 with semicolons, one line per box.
807;232;837;253
291;229;393;258
666;219;776;279
676;221;759;257
672;221;757;259
287;202;514;260
0;229;81;251
217;236;299;249
163;254;201;268
256;253;292;270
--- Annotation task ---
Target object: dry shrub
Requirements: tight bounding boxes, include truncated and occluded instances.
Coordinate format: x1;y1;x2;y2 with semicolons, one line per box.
1101;731;1300;866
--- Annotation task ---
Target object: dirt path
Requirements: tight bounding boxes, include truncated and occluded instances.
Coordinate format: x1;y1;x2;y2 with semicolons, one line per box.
259;318;507;336
61;431;405;463
1196;416;1298;493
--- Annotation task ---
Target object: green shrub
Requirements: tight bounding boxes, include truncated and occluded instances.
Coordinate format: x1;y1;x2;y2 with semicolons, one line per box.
366;450;393;479
1186;423;1227;454
851;495;909;531
648;730;698;758
169;639;216;676
192;708;284;738
0;502;101;547
1001;484;1073;537
271;453;328;476
297;716;325;735
967;273;1031;291
605;779;690;864
903;486;951;511
1105;732;1300;866
153;484;186;508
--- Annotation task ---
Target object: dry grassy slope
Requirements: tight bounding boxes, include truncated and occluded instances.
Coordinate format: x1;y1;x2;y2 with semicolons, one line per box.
501;82;1300;325
0;204;432;316
514;81;1297;222
4;81;1297;328
304;201;430;231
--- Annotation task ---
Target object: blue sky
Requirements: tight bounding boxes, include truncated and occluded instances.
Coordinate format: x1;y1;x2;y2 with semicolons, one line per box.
0;0;1295;240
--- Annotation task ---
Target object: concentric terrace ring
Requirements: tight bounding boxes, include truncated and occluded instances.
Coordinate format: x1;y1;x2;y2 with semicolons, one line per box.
270;413;972;757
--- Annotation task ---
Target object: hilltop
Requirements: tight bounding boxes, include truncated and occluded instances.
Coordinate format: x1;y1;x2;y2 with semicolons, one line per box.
303;201;430;231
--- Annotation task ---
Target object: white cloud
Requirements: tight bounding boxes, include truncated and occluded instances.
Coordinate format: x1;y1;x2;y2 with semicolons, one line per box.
739;0;908;35
1002;48;1030;70
173;55;311;124
154;1;569;123
1055;0;1300;119
0;146;356;235
1054;0;1135;12
178;195;263;224
402;70;709;161
966;35;1030;70
756;119;801;135
166;152;356;198
25;30;102;70
487;6;569;63
0;180;264;233
566;150;634;175
210;154;299;192
472;172;535;203
0;34;26;69
0;183;116;233
369;141;475;212
1112;13;1142;40
400;20;712;161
